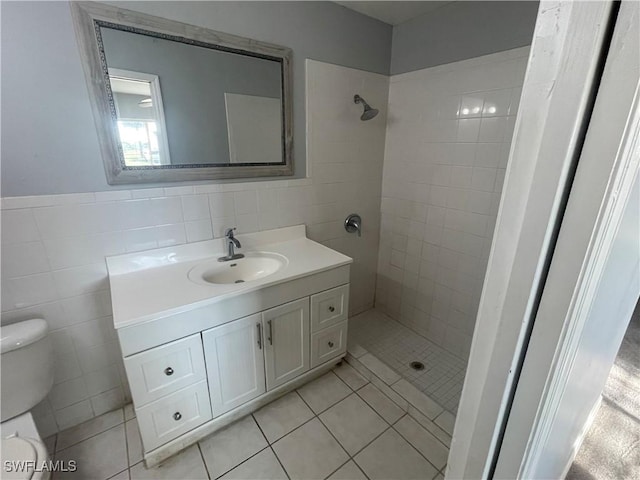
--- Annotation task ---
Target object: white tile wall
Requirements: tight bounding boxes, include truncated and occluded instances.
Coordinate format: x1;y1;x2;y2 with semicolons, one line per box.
375;47;530;360
0;59;388;435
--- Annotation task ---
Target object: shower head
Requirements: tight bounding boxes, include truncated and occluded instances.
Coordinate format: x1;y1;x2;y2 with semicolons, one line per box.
354;94;379;121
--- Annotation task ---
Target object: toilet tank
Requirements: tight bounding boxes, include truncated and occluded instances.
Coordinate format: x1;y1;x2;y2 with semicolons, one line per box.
1;319;54;422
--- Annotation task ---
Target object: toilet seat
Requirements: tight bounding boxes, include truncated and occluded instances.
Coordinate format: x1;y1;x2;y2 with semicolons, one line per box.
1;436;50;480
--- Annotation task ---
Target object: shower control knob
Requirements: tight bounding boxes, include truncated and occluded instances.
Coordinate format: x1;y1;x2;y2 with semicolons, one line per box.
328;341;335;348
164;367;174;376
173;412;182;421
344;214;362;237
328;306;335;312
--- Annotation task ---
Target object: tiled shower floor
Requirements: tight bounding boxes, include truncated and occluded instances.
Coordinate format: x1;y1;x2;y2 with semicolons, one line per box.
348;309;468;414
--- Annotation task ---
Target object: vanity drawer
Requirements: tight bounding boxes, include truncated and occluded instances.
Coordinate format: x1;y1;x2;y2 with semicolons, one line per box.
136;380;212;451
310;285;349;332
124;334;206;406
311;321;348;368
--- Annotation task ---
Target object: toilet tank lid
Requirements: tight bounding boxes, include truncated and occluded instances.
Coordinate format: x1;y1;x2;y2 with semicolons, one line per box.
1;319;48;354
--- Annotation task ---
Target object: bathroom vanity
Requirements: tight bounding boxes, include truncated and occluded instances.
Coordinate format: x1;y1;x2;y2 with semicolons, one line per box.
106;226;352;466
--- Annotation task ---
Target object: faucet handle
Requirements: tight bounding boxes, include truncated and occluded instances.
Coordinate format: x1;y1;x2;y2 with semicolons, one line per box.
224;227;236;238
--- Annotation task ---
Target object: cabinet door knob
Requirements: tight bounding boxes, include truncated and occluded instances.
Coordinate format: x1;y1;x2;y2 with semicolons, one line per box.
173;412;182;421
164;367;174;376
328;341;335;348
328;306;335;313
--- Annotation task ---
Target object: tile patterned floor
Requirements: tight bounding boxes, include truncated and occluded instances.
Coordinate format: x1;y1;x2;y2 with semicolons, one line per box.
348;309;467;414
45;366;450;480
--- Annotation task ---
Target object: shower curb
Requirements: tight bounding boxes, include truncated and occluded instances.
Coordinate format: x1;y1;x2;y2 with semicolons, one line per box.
345;346;454;448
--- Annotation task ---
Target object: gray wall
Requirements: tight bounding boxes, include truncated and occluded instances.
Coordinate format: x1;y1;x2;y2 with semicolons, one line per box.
391;1;539;74
102;27;281;165
1;1;391;196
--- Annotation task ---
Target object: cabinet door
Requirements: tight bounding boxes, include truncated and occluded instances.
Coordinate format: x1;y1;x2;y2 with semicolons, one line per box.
263;298;310;390
203;313;266;416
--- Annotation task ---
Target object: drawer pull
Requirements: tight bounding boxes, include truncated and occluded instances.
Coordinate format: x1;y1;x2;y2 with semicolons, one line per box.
328;341;335;348
328;306;335;313
173;412;182;421
268;320;273;345
164;367;174;376
257;323;263;350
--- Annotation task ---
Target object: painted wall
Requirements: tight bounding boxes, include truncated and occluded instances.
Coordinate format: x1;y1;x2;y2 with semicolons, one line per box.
102;27;281;166
375;47;530;360
0;1;391;196
1;59;388;435
391;1;538;75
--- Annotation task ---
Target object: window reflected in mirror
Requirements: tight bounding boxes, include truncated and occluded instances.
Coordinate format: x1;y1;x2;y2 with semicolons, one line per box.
109;69;171;166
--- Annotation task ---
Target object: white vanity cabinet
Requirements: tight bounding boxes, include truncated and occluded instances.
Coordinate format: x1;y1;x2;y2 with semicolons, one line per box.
202;313;266;416
108;226;353;466
203;297;311;417
263;298;310;390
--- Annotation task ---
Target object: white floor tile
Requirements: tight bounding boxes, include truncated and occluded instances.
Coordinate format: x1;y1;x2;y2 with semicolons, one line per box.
347;343;368;358
56;408;124;451
357;383;405;424
272;418;349;480
44;435;56;455
319;394;388;456
327;461;368;480
129;445;208;479
199;415;268;479
354;429;439;480
394;415;449;470
125;419;143;466
54;424;128;480
253;391;314;443
407;407;452;448
297;372;351;414
333;362;368;390
219;448;287;480
392;380;443;420
434;410;456;435
107;470;130;480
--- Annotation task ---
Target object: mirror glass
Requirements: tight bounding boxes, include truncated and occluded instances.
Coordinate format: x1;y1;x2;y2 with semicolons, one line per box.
100;26;284;167
71;2;293;184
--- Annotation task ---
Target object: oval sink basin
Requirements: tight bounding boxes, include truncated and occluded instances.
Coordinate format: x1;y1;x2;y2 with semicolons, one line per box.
188;252;288;285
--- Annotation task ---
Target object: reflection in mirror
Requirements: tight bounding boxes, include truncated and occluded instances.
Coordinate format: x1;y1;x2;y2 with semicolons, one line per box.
225;93;282;164
100;26;284;167
71;2;293;184
109;69;171;166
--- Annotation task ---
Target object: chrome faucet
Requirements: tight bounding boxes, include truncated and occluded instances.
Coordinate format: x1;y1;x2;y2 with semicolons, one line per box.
218;228;244;262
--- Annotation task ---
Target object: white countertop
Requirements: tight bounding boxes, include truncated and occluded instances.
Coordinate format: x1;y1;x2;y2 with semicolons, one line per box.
106;225;353;328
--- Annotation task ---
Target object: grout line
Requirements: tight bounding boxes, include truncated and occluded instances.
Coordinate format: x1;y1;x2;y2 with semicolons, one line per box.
55;410;127;453
106;466;130;480
196;442;212;480
206;443;271;480
270;445;291;480
123;413;131;469
322;458;353;480
391;414;443;473
251;413;269;444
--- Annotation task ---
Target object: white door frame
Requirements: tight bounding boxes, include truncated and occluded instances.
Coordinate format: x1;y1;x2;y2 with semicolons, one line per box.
447;1;617;478
495;0;640;477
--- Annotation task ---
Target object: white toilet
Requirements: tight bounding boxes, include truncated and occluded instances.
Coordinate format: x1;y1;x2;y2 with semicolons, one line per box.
1;319;55;480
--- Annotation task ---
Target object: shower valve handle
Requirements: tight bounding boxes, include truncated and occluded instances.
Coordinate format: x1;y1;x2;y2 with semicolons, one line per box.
344;214;362;237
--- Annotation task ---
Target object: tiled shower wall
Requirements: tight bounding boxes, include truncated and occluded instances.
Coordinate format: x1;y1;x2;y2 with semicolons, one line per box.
375;47;530;360
0;59;388;435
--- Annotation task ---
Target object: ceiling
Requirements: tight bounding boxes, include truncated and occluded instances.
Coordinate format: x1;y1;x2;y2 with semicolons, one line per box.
334;1;453;26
